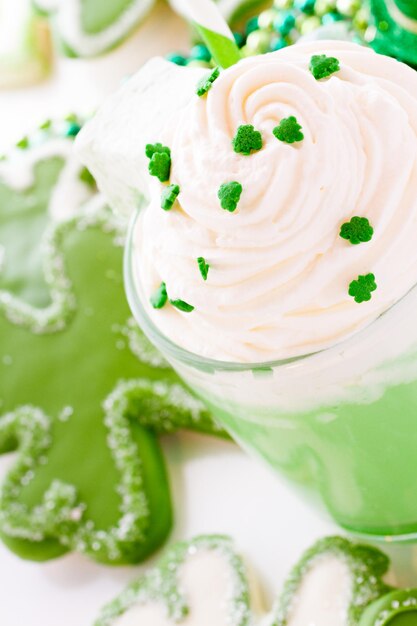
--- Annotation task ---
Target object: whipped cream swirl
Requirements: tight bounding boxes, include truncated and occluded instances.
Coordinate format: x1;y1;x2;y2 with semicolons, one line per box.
135;41;417;363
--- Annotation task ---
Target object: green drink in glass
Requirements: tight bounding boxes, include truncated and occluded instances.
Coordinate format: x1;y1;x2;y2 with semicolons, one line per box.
78;38;417;541
125;215;417;540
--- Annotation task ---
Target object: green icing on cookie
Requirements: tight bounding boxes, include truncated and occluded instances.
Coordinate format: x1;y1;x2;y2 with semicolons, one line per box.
272;536;391;626
359;588;417;626
33;0;155;57
96;535;391;625
0;128;225;565
95;535;252;626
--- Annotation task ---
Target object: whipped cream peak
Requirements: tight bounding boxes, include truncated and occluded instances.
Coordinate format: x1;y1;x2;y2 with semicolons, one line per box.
77;41;417;363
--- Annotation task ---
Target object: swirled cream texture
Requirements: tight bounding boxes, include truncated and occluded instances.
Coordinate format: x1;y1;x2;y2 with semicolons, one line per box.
77;41;417;363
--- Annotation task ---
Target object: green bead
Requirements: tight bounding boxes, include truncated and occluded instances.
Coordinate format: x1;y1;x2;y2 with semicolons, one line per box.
233;31;245;47
245;16;259;35
239;44;253;58
190;44;211;62
300;14;322;33
295;0;316;14
258;9;277;30
295;13;307;30
166;53;187;66
314;0;336;16
65;123;82;137
336;0;360;17
245;30;271;53
322;11;344;23
274;0;293;9
270;36;288;50
353;7;370;31
274;10;296;35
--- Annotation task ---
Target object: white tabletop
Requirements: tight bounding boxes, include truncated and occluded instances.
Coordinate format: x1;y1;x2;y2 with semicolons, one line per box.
1;4;417;625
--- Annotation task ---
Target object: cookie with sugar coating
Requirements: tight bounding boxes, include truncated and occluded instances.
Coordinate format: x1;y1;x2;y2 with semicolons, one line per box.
96;535;392;625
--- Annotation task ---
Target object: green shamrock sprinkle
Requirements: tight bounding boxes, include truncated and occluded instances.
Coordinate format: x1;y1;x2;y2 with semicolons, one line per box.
65;123;82;137
161;184;180;211
150;282;168;309
149;152;171;183
273;116;304;144
79;167;96;188
218;181;243;213
196;67;220;97
197;257;210;281
170;299;194;313
348;273;377;303
340;217;374;245
145;143;171;159
310;54;340;80
232;124;263;155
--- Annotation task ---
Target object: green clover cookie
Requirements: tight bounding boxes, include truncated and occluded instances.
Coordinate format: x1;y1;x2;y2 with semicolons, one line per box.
0;125;224;565
33;0;155;57
96;535;391;625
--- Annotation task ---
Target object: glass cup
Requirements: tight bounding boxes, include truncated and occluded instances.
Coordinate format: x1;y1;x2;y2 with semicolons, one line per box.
125;213;417;542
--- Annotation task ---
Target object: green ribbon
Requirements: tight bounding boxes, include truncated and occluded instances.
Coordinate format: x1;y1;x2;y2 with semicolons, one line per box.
195;23;241;68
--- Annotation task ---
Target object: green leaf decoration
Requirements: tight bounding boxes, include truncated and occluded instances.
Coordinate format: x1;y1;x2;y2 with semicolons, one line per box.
0;126;225;565
95;535;392;626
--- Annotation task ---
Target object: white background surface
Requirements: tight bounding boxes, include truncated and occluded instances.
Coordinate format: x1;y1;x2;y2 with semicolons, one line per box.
1;3;417;625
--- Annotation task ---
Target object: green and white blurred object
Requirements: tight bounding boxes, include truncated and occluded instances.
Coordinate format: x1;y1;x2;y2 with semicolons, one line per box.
33;0;155;57
370;0;417;66
170;0;269;25
31;0;267;57
0;0;52;88
167;0;372;69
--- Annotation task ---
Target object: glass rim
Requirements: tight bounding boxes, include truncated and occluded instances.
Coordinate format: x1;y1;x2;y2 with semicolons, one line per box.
124;212;325;373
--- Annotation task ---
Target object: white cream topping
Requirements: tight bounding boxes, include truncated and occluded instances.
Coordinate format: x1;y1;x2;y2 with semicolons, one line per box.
285;556;352;626
77;41;417;363
113;550;241;626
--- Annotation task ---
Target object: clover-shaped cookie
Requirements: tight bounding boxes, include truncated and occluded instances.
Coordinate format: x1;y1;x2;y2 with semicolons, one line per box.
34;0;266;57
96;535;391;625
33;0;155;57
0;125;224;565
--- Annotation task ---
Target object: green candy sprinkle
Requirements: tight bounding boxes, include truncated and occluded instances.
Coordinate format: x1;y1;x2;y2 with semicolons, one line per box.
196;67;220;97
149;152;171;183
232;124;263;155
218;181;243;213
197;257;210;281
145;143;171;159
16;136;29;149
310;54;340;79
39;119;52;131
161;184;180;211
170;299;194;313
150;282;168;309
340;216;374;245
348;273;377;303
79;167;96;188
273;116;304;144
